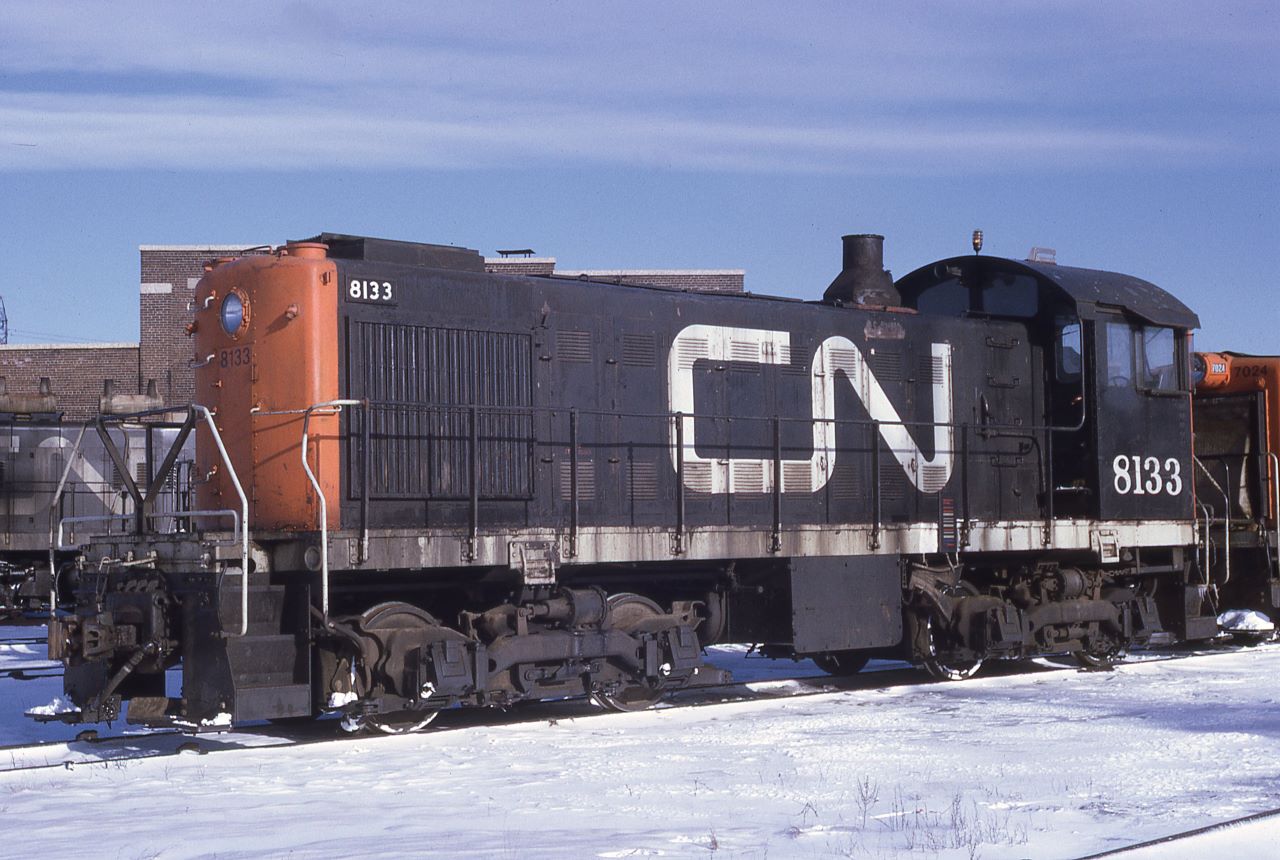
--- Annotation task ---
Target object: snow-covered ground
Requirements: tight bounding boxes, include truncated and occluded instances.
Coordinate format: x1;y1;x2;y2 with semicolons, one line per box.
3;625;1280;858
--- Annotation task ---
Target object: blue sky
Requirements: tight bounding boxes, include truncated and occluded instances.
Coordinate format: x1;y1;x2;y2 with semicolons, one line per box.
2;1;1276;351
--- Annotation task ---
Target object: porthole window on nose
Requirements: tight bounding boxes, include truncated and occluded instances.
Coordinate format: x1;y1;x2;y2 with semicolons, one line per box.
221;292;245;336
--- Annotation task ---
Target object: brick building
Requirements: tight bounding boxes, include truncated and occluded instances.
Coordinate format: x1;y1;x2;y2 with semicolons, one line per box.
13;242;745;420
0;343;140;419
139;244;262;414
483;255;744;293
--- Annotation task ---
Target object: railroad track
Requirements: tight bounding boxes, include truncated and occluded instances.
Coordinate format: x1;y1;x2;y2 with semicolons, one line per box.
0;635;48;647
0;631;58;680
1074;804;1280;857
0;641;1265;778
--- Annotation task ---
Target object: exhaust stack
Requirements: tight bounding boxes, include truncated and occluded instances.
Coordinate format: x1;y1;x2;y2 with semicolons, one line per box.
823;234;900;307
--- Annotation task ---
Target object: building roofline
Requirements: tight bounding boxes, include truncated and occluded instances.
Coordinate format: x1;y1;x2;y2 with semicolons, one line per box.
484;257;557;265
555;269;745;276
0;342;138;351
138;245;263;251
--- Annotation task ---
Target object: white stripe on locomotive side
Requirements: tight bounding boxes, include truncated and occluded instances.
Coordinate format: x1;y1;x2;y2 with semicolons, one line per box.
304;519;1196;572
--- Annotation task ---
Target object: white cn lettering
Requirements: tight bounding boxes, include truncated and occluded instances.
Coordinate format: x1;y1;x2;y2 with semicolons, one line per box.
667;324;954;495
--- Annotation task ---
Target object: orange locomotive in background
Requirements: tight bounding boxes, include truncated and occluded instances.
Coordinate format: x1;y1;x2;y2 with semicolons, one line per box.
1194;351;1280;516
1192;350;1280;608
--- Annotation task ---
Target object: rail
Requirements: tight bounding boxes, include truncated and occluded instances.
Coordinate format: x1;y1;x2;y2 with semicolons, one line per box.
315;396;1071;560
46;406;249;637
298;399;363;627
47;423;89;619
55;509;241;552
1193;456;1231;586
1195;500;1213;583
1269;452;1280;582
189;405;250;637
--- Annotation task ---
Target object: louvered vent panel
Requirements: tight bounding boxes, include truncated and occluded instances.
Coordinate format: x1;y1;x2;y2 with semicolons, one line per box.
629;461;658;501
557;330;593;363
878;459;907;502
676;337;709;370
621;334;656;367
829;469;862;501
921;464;949;492
827;347;860;374
919;354;946;385
782;462;813;493
683;462;714;494
559;460;596;501
781;345;809;375
869;351;902;381
730;340;759;362
732;461;766;494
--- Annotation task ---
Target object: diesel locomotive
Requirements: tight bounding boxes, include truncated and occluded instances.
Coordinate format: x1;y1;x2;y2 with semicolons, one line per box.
0;406;193;617
40;231;1242;732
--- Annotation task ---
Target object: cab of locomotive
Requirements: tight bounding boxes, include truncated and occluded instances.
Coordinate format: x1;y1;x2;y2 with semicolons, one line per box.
896;254;1199;524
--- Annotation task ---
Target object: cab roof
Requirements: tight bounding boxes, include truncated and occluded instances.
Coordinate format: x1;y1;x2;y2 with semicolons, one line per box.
896;255;1199;329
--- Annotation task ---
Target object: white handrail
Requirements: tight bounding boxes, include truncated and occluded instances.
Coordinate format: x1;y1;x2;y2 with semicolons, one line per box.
299;399;361;627
192;405;251;637
45;407;247;635
47;423;89;620
1193;456;1231;586
1268;452;1280;583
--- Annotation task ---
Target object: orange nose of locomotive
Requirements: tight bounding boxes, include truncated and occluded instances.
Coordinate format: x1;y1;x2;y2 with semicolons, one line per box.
191;242;341;530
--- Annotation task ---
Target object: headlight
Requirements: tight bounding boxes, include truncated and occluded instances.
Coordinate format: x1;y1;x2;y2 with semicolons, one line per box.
221;292;246;336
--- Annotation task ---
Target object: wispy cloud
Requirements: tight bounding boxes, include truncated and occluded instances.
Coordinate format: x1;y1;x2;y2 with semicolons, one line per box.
0;1;1273;173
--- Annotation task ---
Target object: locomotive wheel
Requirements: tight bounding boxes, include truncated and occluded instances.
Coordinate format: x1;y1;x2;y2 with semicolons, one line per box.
921;608;985;682
812;651;870;676
592;593;667;713
346;601;464;734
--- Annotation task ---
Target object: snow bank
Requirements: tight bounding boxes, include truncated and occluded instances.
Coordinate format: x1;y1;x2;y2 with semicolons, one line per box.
1218;609;1276;633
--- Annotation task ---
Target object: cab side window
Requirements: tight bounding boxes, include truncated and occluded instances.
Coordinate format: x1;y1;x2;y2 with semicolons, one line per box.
1104;322;1133;388
1055;320;1082;382
1140;326;1179;391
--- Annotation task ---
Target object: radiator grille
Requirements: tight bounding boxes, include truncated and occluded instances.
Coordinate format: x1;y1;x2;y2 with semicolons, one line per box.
348;322;533;499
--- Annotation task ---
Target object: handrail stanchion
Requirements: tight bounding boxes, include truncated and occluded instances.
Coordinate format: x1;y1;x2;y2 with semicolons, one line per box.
1194;456;1231;587
770;415;782;552
299;398;362;628
48;423;89;620
960;423;971;548
192;405;250;637
468;405;479;561
360;401;371;563
1268;452;1280;583
870;420;881;550
568;409;579;558
674;412;685;555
